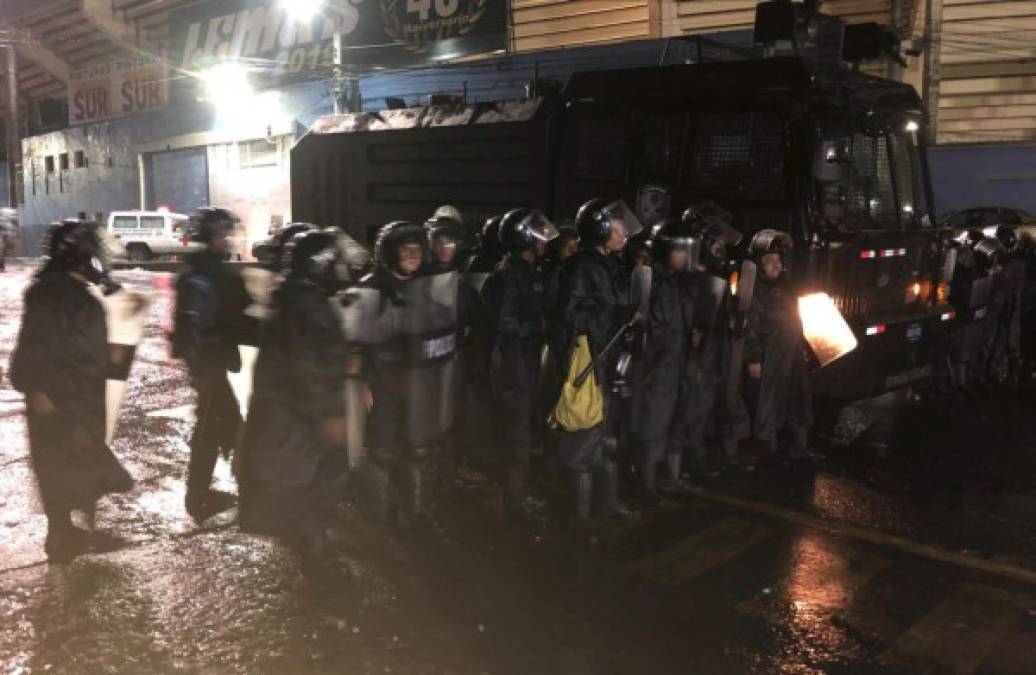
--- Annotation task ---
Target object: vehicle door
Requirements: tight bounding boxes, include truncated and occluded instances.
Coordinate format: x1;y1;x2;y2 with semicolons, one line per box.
110;214;141;246
139;215;168;254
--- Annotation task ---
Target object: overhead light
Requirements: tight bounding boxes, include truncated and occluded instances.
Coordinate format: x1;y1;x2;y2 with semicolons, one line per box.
904;120;920;133
282;0;323;22
201;62;252;110
903;204;914;214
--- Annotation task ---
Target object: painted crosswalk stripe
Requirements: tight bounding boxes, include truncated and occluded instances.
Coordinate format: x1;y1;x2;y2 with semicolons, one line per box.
879;583;1032;675
629;517;773;585
737;531;891;624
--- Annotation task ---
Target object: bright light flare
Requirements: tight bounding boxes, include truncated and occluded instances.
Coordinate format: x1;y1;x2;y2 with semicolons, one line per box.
201;62;253;112
798;292;859;367
282;0;324;22
904;120;920;133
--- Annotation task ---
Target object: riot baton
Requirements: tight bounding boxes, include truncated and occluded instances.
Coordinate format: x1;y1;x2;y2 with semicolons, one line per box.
572;316;639;389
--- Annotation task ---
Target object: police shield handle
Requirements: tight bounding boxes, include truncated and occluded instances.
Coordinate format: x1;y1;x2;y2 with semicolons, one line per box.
98;287;153;444
727;259;758;399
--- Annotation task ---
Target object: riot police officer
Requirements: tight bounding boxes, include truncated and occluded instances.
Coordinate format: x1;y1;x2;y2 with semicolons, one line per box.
742;230;815;461
456;215;504;467
466;215;505;277
10;220;132;561
264;222;316;272
238;229;350;576
674;206;748;476
483;208;554;516
426;216;464;273
552;198;642;526
991;226;1025;385
172;207;257;522
353;222;457;526
636;219;696;504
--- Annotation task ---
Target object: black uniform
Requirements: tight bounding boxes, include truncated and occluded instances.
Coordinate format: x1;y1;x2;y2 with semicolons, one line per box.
674;273;747;471
636;262;694;497
743;276;812;454
238;276;348;550
10;270;132;535
173;251;256;511
551;247;633;520
484;254;547;473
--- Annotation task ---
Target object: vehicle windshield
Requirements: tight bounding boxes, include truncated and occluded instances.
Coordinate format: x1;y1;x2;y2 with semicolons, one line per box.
815;123;928;232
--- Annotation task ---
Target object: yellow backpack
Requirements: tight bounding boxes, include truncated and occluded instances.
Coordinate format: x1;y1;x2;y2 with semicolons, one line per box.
551;335;604;432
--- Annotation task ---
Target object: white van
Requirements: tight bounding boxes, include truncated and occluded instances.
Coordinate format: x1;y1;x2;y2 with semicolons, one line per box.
107;209;192;261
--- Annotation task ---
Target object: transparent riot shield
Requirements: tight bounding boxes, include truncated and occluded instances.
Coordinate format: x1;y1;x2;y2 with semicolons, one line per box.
692;273;730;330
464;271;491;296
401;272;459;448
92;285;153;444
336;285;397;467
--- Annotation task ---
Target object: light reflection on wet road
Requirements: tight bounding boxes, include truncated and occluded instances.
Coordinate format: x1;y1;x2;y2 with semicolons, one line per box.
3;264;1036;674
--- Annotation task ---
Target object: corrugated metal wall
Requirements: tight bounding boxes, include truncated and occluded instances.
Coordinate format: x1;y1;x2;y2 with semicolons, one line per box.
512;0;654;51
665;0;892;34
937;0;1036;143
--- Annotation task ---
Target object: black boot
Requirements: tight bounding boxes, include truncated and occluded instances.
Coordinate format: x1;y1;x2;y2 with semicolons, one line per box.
596;460;636;519
571;470;593;527
659;452;694;495
788;425;824;461
404;460;425;524
637;458;660;506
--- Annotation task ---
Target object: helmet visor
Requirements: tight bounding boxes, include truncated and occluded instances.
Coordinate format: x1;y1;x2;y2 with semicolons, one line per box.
705;219;743;247
601;200;644;238
519;210;559;243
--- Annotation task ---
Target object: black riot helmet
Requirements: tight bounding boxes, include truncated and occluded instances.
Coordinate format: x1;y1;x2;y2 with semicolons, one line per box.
575;198;643;248
748;229;794;271
682;204;741;274
624;227;654;269
972;236;1006;272
996;225;1019;253
651;219;698;270
375;220;429;276
188;206;238;245
547;225;578;262
268;222;316;271
43;219;121;294
425;213;477;268
480;215;504;258
499;208;557;252
287;229;342;295
964;228;985;249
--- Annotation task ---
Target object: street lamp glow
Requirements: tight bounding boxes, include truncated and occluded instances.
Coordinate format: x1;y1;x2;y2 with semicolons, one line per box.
282;0;324;22
904;120;920;133
202;62;252;109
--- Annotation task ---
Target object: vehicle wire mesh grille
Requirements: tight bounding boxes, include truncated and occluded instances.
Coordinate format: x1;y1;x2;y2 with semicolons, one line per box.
689;113;786;202
846;134;897;227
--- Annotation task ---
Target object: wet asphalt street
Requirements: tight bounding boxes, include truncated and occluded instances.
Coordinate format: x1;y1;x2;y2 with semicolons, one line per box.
5;265;1036;674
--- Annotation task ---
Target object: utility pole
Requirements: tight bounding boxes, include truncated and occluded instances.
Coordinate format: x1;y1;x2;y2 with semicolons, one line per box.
922;0;943;145
4;45;20;207
331;33;361;114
